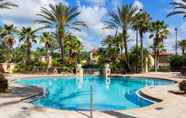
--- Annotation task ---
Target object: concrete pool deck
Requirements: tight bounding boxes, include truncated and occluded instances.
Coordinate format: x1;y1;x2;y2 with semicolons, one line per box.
0;72;186;118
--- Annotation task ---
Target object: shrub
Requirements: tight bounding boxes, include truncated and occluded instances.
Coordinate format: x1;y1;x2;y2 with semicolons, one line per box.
14;63;33;73
0;73;8;92
14;61;48;73
169;55;186;71
179;80;186;93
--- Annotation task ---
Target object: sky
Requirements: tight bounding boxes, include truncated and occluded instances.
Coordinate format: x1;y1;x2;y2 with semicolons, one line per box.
0;0;186;52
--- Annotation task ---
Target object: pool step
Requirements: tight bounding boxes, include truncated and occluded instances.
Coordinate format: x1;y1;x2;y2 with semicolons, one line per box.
125;90;152;107
22;87;48;103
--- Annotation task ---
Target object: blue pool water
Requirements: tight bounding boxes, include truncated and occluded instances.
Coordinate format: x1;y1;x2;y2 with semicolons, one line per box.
16;76;174;111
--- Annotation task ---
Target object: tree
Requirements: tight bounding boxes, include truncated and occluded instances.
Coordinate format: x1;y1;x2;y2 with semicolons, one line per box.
37;3;87;64
102;34;121;64
18;27;40;64
178;40;186;55
0;24;17;62
104;4;138;72
65;34;81;64
40;32;54;57
167;0;186;18
0;24;17;48
129;46;149;72
132;11;151;72
102;35;114;49
12;46;26;63
0;0;17;9
149;21;169;72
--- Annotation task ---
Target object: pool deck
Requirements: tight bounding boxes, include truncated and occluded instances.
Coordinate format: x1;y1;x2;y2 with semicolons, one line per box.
0;72;186;118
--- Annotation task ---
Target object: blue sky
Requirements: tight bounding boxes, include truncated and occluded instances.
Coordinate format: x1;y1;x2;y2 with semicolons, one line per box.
0;0;185;52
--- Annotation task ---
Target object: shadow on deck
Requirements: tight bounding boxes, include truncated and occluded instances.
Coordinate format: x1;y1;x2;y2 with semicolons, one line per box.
102;111;136;118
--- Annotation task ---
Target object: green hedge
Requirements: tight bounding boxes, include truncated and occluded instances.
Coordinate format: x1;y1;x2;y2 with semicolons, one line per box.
169;55;186;71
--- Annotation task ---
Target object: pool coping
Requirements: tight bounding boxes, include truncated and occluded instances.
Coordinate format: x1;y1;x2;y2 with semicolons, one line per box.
2;72;185;118
8;73;178;108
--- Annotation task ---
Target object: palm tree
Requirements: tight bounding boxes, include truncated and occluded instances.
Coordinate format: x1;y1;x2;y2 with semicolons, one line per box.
132;11;151;72
37;3;87;64
0;24;17;62
178;40;186;55
149;21;169;72
105;4;138;72
65;34;81;64
0;24;17;48
18;27;40;64
40;32;54;58
0;0;17;9
102;34;121;63
167;0;186;18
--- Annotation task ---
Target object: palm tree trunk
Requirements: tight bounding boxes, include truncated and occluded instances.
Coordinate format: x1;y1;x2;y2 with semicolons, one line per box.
58;28;65;64
45;45;50;72
136;31;139;48
9;48;13;63
26;38;31;64
140;33;144;72
45;44;49;57
69;50;72;65
136;30;139;73
120;45;123;58
182;48;185;55
123;28;130;72
154;47;158;72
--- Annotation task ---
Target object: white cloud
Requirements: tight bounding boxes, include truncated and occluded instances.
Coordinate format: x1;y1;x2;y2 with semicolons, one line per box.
79;6;106;27
132;0;144;10
0;0;69;27
75;5;115;50
86;0;106;6
163;26;182;53
79;6;115;36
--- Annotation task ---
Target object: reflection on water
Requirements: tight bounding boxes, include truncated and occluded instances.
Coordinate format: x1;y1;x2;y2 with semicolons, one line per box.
16;76;174;111
76;76;84;89
106;76;111;89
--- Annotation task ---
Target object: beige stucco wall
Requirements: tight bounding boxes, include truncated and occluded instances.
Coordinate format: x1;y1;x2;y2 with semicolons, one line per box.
0;63;16;73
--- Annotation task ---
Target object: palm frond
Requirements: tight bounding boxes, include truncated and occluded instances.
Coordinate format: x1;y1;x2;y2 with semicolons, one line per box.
167;11;186;17
0;0;17;9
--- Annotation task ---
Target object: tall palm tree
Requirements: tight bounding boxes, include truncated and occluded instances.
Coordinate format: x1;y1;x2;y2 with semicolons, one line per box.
105;4;138;72
178;40;186;55
37;3;87;64
40;32;54;58
0;24;17;62
167;0;186;18
0;0;17;9
149;21;169;72
132;11;151;72
18;27;40;64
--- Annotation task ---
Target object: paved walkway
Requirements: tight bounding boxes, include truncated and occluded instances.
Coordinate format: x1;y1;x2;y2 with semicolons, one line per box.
0;72;185;118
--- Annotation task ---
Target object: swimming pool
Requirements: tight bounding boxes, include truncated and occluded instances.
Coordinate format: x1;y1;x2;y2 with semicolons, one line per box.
16;76;174;111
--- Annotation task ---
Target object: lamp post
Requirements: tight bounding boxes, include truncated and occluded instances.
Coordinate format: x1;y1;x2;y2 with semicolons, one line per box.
175;28;178;55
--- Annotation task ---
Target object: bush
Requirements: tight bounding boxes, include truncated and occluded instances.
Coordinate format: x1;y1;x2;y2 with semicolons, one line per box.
169;55;186;71
179;80;186;93
0;73;8;92
14;63;33;73
14;61;48;73
83;64;102;69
